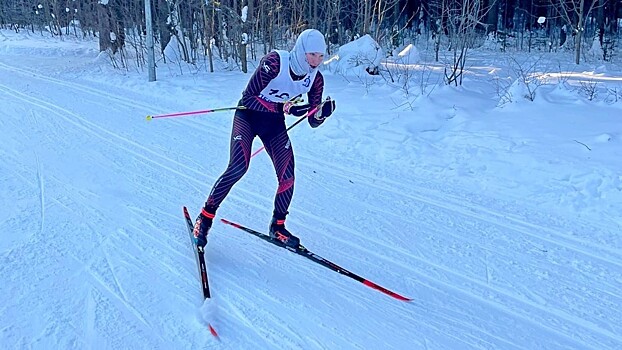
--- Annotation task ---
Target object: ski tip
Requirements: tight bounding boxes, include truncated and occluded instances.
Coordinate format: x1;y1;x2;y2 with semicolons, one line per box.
391;294;413;302
362;280;412;302
208;323;219;339
392;293;413;302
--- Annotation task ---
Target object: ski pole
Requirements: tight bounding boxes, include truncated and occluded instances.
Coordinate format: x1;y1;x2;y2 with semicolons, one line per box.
146;106;246;121
250;99;329;159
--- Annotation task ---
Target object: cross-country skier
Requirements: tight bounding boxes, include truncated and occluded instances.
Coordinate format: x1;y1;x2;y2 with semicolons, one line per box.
193;29;336;249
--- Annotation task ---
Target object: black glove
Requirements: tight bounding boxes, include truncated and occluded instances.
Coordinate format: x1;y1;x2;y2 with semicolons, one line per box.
315;99;336;120
287;103;311;116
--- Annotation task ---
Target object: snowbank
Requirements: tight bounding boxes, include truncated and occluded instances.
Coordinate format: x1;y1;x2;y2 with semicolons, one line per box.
324;34;385;76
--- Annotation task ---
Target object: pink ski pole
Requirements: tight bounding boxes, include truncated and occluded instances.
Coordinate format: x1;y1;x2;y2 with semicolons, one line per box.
146;106;246;121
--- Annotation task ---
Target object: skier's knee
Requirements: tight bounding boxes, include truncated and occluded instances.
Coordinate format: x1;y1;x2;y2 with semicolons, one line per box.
277;176;294;193
229;162;249;181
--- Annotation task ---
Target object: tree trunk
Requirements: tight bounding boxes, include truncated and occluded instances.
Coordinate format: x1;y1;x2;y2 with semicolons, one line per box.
364;0;372;34
97;3;112;52
575;0;584;64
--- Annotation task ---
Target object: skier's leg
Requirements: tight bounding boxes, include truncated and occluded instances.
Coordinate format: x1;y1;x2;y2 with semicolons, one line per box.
194;112;254;245
259;120;299;248
261;125;295;217
205;112;254;211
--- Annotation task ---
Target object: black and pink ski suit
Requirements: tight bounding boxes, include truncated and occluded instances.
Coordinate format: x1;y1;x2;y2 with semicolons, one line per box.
204;51;326;219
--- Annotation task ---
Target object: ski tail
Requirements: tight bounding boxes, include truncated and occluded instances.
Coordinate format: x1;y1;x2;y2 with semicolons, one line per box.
183;206;218;337
208;324;219;338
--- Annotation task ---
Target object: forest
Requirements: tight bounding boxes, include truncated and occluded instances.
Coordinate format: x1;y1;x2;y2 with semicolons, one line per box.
1;0;621;70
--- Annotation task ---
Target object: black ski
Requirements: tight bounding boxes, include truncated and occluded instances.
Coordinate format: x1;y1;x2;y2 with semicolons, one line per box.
183;207;218;337
220;218;412;302
183;206;211;299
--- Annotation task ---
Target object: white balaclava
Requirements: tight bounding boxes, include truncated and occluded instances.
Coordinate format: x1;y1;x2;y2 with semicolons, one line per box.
289;29;326;76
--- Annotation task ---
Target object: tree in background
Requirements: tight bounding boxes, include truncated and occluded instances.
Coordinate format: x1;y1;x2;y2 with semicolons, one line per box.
552;0;600;64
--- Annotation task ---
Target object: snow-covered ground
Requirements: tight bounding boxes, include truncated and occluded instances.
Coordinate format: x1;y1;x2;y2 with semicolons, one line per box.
1;30;621;349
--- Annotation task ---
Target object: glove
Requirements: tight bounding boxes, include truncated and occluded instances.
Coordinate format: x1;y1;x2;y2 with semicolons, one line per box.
285;103;311;116
314;99;336;120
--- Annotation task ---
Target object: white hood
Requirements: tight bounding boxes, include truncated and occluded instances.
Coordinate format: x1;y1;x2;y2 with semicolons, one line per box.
289;29;326;76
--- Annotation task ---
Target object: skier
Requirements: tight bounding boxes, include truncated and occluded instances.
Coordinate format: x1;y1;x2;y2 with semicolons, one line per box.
193;29;336;249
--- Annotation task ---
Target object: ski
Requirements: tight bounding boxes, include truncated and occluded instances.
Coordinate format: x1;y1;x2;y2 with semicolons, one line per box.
220;218;412;302
183;206;218;338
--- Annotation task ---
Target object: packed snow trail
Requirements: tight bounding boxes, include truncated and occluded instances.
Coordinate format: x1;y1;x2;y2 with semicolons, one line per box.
1;39;621;350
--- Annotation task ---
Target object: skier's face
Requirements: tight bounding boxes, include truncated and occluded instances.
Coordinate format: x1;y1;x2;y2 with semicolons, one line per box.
306;52;324;69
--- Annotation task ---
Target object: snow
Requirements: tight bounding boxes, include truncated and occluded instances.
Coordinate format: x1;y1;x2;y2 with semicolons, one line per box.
395;43;420;64
325;34;385;76
1;29;622;350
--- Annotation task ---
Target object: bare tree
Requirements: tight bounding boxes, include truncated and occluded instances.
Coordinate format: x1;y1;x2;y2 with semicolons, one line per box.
371;0;403;46
432;0;495;85
551;0;599;64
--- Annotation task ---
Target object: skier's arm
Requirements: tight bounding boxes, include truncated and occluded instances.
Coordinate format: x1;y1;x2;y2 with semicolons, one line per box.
307;72;335;128
240;52;282;113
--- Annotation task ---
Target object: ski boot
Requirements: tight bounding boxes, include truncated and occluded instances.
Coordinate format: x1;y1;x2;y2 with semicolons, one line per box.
193;208;215;247
269;216;300;249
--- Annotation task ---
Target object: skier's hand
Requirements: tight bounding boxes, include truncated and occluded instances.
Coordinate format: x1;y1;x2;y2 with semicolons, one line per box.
314;99;336;121
285;103;311;116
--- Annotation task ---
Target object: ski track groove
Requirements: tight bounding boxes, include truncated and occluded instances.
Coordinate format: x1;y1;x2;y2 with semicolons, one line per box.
224;296;302;349
0;78;231;214
300;208;619;346
0;62;167;115
101;250;130;308
337;277;521;350
293;159;620;347
217;273;369;350
6;166;184;348
0;83;213;190
61;246;174;348
34;151;45;235
82;266;155;340
25;110;47;236
85;289;96;349
316;258;532;350
300;156;622;266
300;175;550;271
0;61;231;138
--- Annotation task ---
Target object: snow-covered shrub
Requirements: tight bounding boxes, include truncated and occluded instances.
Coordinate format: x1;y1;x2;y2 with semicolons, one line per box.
587;32;605;61
498;57;547;105
578;80;599;101
324;34;385;76
394;44;420;65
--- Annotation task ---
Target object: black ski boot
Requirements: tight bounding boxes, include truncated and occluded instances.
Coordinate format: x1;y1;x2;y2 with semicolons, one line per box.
193;208;214;247
269;215;300;249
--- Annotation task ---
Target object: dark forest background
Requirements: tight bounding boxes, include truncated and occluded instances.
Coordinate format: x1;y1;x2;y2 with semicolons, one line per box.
1;0;621;69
